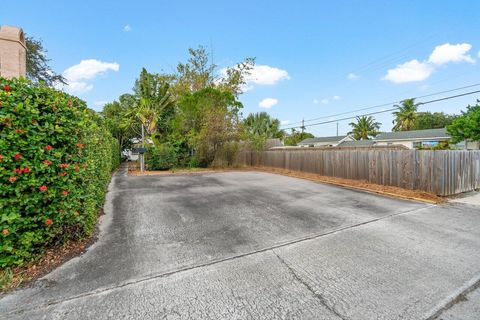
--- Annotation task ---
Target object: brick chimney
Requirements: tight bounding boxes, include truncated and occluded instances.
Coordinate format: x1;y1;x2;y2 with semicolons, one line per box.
0;25;27;79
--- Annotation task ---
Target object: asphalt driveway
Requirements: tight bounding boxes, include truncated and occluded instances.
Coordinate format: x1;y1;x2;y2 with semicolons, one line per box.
1;166;480;319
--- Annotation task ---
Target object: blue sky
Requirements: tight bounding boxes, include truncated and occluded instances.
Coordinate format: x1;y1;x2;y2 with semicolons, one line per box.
3;1;480;136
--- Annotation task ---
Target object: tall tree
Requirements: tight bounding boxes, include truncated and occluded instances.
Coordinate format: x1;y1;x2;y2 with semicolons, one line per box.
173;46;254;96
102;94;136;152
411;112;457;130
284;129;315;146
348;116;381;140
447;101;480;143
25;36;66;86
243;112;284;139
122;69;175;138
243;112;284;150
176;88;243;166
392;98;418;131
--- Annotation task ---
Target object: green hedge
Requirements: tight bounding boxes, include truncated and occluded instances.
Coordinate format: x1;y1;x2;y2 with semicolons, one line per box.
0;78;120;268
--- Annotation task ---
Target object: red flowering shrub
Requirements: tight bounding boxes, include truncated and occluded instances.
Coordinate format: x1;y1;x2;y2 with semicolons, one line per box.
0;77;120;267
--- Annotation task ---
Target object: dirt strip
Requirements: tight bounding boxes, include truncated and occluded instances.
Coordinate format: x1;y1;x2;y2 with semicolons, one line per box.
250;166;444;204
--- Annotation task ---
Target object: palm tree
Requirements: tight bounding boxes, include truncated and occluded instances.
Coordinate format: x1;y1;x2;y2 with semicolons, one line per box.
121;71;175;138
392;98;418;131
348;116;381;140
243;112;284;139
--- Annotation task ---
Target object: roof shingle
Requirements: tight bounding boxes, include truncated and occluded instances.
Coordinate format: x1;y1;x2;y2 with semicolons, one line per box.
375;128;450;141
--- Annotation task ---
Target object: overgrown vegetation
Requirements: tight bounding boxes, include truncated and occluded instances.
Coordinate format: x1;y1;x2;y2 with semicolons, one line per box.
103;46;261;168
0;78;119;268
447;100;480;143
243;112;285;150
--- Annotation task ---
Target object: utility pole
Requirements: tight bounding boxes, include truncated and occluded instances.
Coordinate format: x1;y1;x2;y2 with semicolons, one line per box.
301;118;305;134
336;122;339;136
140;124;145;173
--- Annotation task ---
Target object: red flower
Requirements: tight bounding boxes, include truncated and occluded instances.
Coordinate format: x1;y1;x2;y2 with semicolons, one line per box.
0;155;3;160
3;85;11;92
76;143;84;148
9;176;17;182
59;163;69;168
44;145;53;151
45;219;53;226
15;129;25;134
62;190;69;196
2;229;9;236
13;153;21;160
43;160;52;165
13;168;22;174
22;167;30;173
59;172;67;177
74;165;80;171
39;185;48;192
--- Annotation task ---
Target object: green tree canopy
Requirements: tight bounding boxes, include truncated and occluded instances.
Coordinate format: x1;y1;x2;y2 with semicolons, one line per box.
122;69;176;138
243;112;284;150
284;130;315;146
243;112;284;138
348;116;381;140
173;46;254;97
25;36;66;86
411;112;457;130
102;46;254;168
176;88;243;166
392;98;418;131
447;100;480;143
101;94;136;152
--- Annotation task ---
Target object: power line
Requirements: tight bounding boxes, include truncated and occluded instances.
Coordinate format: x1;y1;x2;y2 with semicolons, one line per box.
281;89;480;131
282;83;480;127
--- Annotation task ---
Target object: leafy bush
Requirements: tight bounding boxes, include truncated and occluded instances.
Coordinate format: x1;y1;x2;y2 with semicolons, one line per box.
145;144;177;170
213;141;241;167
0;78;120;267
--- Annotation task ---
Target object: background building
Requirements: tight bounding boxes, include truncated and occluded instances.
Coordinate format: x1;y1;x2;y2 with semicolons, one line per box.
0;25;26;79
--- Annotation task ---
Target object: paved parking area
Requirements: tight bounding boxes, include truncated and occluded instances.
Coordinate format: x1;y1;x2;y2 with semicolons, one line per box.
1;168;480;319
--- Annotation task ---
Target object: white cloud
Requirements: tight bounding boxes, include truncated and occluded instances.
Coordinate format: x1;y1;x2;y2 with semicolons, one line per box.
259;97;278;109
383;42;475;84
123;24;132;32
61;59;120;94
246;65;290;85
321;99;329;104
382;59;434;84
63;59;119;82
333;95;341;100
428;43;475;65
218;64;289;92
67;82;94;94
281;120;290;125
313;99;319;104
347;73;359;80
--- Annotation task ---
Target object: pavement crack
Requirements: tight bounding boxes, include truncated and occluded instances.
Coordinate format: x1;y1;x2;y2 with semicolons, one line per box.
272;250;347;320
426;274;480;320
1;204;433;317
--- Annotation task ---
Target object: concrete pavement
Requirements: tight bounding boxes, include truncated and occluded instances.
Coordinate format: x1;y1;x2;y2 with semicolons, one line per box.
1;167;479;319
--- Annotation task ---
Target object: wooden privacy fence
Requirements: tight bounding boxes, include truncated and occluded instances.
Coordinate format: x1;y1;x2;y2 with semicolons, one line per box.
237;149;480;196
